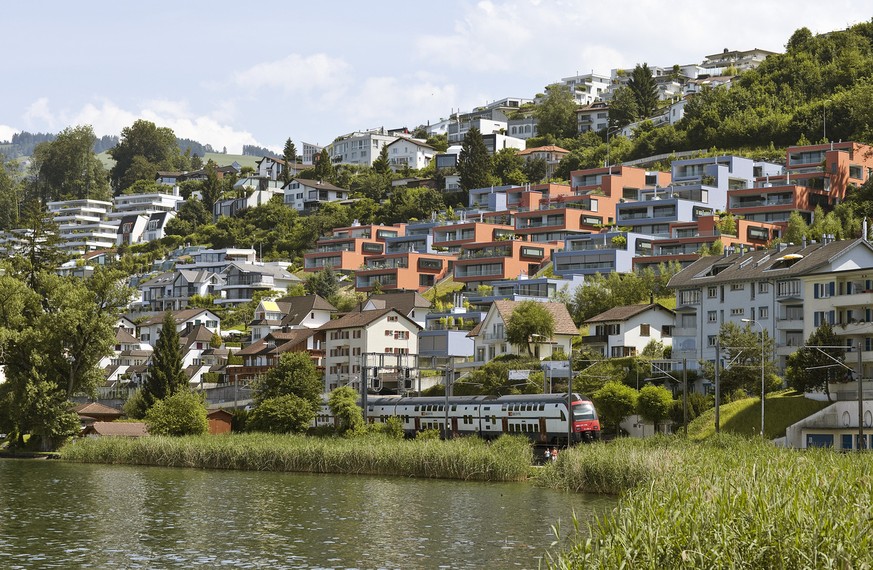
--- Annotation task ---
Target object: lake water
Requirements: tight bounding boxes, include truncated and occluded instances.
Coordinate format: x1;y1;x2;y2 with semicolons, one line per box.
0;459;612;569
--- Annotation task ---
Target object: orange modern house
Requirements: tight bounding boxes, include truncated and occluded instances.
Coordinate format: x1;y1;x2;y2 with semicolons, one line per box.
570;165;672;201
354;251;457;292
432;220;516;253
634;215;783;271
728;142;873;225
303;224;405;273
453;239;555;289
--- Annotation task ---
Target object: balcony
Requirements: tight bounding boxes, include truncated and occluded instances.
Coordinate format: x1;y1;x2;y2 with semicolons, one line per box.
581;334;607;344
831;292;873;308
483;332;505;341
776;318;804;331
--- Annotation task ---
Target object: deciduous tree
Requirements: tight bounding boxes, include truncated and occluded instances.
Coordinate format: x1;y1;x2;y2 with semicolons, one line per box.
786;323;841;400
636;384;674;431
593;381;638;436
534;83;578;139
505;301;556;357
253;351;322;409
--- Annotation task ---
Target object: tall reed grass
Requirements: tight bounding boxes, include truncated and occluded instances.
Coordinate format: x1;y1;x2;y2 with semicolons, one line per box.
60;433;532;482
543;435;873;569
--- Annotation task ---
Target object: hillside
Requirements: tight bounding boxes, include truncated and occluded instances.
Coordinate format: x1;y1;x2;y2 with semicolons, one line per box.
95;151;262;172
687;390;831;440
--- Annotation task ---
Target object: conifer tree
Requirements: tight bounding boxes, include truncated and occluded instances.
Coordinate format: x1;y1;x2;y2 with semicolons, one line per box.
627;63;660;118
143;311;188;409
458;128;492;193
282;138;297;185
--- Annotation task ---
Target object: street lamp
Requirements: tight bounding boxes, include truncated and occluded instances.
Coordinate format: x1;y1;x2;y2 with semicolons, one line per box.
742;318;766;438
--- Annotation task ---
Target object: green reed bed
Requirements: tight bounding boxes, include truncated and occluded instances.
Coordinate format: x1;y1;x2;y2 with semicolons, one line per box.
60;433;533;482
543;435;873;569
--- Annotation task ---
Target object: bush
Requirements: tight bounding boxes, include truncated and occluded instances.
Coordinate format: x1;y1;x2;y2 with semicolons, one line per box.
123;388;149;420
248;395;316;434
144;391;208;436
328;386;364;435
416;428;441;440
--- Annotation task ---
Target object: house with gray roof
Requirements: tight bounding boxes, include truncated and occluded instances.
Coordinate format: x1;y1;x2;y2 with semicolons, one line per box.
583;304;675;358
668;237;873;374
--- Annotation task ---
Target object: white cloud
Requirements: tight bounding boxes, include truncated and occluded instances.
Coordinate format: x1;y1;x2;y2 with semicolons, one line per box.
0;125;17;143
23;97;57;130
234;53;352;95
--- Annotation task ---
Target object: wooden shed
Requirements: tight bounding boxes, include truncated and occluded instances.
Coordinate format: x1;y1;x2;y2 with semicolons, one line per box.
207;409;233;435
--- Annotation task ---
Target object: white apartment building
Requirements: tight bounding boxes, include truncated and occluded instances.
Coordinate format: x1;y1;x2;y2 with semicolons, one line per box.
668;238;873;373
46;199;118;254
319;307;421;393
559;72;611;105
110;191;184;221
283;178;350;213
328;131;398;167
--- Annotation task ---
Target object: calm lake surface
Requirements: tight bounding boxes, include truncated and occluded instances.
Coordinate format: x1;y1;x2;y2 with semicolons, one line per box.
0;459;612;569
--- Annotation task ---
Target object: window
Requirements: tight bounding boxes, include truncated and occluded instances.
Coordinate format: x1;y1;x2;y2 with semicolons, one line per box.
708;286;718;298
758;282;769;293
640;324;650;337
730;283;745;291
387;315;399;322
708;311;717;323
759;306;769;319
708;336;718;347
730;308;744;316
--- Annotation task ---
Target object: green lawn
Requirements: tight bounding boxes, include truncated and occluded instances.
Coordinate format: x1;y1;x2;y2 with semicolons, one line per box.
687;390;831;440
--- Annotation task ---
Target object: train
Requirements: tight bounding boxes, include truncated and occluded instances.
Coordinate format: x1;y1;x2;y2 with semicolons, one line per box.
316;392;601;445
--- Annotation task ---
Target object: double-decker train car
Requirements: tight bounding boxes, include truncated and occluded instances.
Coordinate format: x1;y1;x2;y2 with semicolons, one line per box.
361;392;600;445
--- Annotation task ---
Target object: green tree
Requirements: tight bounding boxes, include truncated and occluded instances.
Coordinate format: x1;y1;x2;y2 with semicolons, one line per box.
142;311;188;409
627;63;660;118
636;384;674;431
457;128;493;192
702;322;778;396
248;394;317;433
372;145;391;175
534;83;578;138
328;386;364;435
608;86;639;130
492;148;526;186
785;323;842;400
199;160;223;213
505;301;556;357
253;351;322;408
592;381;638;436
376;186;445;225
314;148;335;183
783;211;809;244
144;390;208;436
282;138;297;185
109;120;182;194
29;125;110;202
522;156;547;183
0;158;22;231
10;199;67;290
305;266;340;300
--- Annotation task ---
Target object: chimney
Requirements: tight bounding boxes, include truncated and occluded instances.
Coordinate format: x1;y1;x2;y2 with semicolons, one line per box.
801;235;807;249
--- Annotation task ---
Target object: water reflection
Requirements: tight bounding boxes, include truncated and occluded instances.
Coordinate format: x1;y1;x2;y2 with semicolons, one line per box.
0;460;612;569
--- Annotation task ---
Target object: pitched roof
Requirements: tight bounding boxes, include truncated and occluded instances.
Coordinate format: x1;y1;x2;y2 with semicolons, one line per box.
74;402;124;418
181;324;216;348
517;145;570;155
236;329;316;356
115;327;140;344
667;239;872;289
275;295;337;325
319;308;421;331
83;422;148;437
584;303;674;324
365;291;431;316
138;308;217;327
468;300;579;337
293;178;349;192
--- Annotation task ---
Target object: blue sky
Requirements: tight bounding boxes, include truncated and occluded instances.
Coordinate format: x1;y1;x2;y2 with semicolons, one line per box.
4;1;871;154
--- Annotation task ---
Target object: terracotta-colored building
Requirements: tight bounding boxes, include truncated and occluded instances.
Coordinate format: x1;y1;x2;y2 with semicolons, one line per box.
453;239;555;289
303;224;405;273
432;220;516;252
355;252;456;292
570;164;672;201
634;215;783;271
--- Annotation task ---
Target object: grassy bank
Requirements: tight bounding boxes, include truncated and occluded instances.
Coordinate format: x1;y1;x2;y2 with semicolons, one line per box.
540;435;873;569
60;433;533;482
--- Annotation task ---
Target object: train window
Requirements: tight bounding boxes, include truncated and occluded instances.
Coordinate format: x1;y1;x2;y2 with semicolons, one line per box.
539;404;545;411
451;405;457;411
560;410;566;422
414;406;419;412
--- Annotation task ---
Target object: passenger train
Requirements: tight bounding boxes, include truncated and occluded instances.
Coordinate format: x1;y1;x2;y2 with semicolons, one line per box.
318;393;601;445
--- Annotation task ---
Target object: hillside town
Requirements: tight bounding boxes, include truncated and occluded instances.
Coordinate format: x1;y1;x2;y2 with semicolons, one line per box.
2;36;873;452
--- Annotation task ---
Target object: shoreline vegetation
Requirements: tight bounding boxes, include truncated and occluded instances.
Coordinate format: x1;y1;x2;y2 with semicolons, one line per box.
59;433;533;482
540;434;873;569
